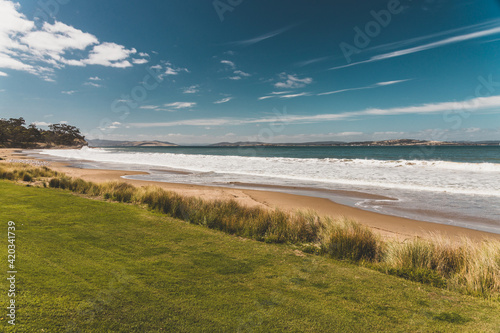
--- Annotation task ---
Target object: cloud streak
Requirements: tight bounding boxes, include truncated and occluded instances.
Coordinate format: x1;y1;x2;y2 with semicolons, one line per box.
228;25;295;46
131;95;500;128
331;20;500;70
318;79;410;96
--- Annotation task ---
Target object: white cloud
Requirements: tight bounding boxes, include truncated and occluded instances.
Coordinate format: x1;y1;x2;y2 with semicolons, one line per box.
132;58;148;65
258;96;273;100
21;21;98;57
98;121;122;130
59;120;68;124
164;102;196;110
83;81;101;88
61;90;76;95
84;42;135;68
214;97;232;104
279;92;310;99
163;64;189;76
234;70;251;77
32;121;50;126
228;76;242;80
375;79;410;86
138;52;149;57
0;71;7;76
183;85;199;94
131;95;500;127
318;79;410;96
139;105;159;110
0;0;145;80
89;76;101;81
274;73;312;89
259;91;310;100
221;60;235;68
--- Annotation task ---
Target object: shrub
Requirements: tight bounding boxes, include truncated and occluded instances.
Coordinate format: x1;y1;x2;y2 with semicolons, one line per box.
320;217;380;262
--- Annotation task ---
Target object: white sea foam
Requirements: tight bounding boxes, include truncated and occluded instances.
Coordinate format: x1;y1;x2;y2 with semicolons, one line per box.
39;147;500;197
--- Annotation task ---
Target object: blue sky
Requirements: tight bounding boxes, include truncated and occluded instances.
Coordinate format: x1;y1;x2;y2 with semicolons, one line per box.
1;0;500;144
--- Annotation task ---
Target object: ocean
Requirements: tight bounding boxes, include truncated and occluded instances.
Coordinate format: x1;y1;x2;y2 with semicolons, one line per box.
36;145;500;234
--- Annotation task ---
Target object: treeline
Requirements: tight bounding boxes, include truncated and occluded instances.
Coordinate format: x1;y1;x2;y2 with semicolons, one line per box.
0;117;86;148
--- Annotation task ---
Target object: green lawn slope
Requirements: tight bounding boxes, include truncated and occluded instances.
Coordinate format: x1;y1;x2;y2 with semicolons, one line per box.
1;181;499;332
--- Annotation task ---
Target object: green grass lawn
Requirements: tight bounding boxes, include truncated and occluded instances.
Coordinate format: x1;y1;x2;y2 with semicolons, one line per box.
0;180;499;332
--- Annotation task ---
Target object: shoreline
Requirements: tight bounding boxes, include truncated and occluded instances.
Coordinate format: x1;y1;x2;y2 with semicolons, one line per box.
2;148;499;242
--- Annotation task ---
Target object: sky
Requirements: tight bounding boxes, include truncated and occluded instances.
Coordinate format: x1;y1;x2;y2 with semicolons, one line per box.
1;0;500;144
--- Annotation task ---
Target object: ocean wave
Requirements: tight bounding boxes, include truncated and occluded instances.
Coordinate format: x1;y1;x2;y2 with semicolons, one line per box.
38;147;500;197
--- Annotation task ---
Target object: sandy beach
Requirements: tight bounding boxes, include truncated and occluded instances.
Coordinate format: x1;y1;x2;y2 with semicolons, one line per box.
2;148;499;242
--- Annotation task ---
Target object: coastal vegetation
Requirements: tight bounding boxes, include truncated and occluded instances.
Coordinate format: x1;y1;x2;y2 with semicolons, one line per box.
2;179;500;331
0;117;86;148
1;161;499;301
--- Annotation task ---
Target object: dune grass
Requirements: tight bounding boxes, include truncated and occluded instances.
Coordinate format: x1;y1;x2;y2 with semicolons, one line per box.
1;180;500;331
1;162;499;299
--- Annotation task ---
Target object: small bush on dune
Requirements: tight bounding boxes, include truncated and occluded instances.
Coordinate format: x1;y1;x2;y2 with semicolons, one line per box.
23;173;33;182
320;217;380;262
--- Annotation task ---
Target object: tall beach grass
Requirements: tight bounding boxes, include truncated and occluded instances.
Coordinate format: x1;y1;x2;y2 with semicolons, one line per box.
1;162;499;298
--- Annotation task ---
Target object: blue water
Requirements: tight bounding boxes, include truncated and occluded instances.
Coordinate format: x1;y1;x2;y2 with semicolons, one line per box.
108;145;500;163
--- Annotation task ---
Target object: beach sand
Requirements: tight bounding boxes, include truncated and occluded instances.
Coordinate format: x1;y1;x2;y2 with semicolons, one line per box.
2;148;499;242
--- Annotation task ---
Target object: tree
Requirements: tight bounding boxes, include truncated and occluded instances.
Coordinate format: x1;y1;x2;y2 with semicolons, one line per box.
0;118;85;148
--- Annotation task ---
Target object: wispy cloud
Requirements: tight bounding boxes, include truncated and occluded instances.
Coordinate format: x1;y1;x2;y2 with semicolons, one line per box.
131;95;500;127
183;85;199;94
61;90;76;95
139;105;160;110
234;70;250;77
260;92;310;100
331;20;500;70
274;72;312;89
295;56;329;67
318;79;410;96
214;97;232;104
0;71;8;76
83;81;101;88
220;60;235;69
164;102;196;110
228;25;295;46
279;92;310;99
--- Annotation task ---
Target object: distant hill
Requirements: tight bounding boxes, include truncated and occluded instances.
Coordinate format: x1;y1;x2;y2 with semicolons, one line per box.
87;140;178;147
209;139;500;147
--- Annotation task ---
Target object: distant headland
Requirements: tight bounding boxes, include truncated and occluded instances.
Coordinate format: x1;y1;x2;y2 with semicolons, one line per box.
209;139;500;147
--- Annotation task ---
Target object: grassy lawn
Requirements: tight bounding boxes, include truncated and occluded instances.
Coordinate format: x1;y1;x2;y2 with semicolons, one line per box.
0;180;499;332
